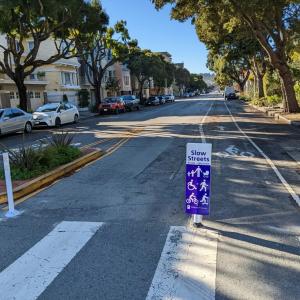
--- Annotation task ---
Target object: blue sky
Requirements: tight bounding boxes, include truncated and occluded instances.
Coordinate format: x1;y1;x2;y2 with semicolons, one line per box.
101;0;210;74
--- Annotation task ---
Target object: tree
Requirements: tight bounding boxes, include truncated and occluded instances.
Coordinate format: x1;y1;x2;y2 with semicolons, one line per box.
0;0;98;111
174;67;190;93
152;0;300;112
189;74;207;93
76;2;137;104
127;49;163;101
106;77;120;96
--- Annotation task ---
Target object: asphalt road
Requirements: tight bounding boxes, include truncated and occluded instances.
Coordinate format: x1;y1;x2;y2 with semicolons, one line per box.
0;95;299;300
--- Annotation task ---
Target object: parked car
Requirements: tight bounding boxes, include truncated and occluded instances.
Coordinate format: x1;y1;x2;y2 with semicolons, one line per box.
183;93;190;98
164;95;175;102
99;97;126;114
158;95;166;104
0;108;33;135
145;96;160;106
120;95;140;111
33;103;79;127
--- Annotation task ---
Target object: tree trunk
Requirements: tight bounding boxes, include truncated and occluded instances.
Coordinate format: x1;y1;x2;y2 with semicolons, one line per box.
94;82;102;105
257;74;264;98
277;65;299;113
15;79;28;111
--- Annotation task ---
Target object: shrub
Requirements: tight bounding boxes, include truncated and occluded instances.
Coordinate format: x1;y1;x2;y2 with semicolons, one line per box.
0;143;43;171
0;134;81;180
44;131;74;148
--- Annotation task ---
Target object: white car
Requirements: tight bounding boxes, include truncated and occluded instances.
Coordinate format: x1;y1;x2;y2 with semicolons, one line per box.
33;103;79;127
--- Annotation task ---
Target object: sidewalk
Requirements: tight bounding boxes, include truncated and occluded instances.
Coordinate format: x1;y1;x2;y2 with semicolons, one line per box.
246;102;300;127
78;110;98;120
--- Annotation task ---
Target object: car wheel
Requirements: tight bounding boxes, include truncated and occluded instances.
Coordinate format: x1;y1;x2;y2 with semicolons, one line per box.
24;122;32;133
115;109;119;115
55;117;61;127
74;114;79;124
136;106;140;111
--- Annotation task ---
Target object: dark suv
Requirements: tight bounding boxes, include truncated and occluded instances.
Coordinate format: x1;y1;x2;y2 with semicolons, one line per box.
120;95;140;111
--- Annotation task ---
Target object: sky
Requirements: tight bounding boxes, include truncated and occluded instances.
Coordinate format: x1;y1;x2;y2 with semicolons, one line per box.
101;0;210;74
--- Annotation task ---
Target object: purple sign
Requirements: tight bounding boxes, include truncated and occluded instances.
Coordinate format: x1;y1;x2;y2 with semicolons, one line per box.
185;143;212;215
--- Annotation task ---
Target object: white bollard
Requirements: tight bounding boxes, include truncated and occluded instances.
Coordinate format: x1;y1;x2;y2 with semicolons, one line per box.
3;153;20;218
193;214;203;227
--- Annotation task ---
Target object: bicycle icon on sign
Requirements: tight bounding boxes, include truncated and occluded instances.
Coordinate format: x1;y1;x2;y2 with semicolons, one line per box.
186;193;199;205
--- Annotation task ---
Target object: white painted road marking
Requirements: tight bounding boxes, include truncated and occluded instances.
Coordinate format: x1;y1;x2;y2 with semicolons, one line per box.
0;221;103;300
146;226;218;300
199;102;214;143
224;101;300;206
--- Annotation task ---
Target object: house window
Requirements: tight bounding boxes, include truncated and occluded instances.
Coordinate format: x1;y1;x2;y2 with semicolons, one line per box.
28;91;33;99
29;74;36;80
124;76;129;86
9;92;14;100
35;92;41;99
16;92;19;99
28;41;34;52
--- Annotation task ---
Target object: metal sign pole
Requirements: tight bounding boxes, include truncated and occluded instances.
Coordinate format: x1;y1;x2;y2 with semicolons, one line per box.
3;153;20;218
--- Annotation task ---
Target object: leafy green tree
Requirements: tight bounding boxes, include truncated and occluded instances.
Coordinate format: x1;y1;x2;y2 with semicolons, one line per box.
76;2;137;104
106;77;120;96
174;67;190;93
127;50;161;101
152;0;300;112
189;74;207;93
0;0;98;111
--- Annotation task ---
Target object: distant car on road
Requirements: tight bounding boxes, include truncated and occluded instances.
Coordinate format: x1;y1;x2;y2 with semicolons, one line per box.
164;95;175;102
120;95;140;111
99;97;126;114
0;108;33;135
224;86;238;100
145;96;160;106
33;103;79;127
183;93;190;98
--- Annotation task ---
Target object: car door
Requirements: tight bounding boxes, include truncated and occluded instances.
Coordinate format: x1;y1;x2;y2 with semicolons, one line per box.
11;108;26;131
1;109;15;133
65;104;75;123
58;104;68;124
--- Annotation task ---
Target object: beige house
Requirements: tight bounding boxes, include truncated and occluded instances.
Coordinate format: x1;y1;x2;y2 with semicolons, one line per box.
0;35;80;110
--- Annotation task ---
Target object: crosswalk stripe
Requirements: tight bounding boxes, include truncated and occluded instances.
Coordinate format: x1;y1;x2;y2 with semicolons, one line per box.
0;221;103;300
146;226;218;300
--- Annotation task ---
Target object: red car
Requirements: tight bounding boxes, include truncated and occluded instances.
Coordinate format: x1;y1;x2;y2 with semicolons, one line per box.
99;97;126;114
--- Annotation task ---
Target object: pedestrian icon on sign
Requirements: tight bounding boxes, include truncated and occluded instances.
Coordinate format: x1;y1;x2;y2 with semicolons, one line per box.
187;166;202;178
199;179;208;192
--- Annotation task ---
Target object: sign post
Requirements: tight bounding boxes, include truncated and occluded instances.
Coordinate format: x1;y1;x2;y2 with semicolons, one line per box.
3;153;20;218
185;143;212;227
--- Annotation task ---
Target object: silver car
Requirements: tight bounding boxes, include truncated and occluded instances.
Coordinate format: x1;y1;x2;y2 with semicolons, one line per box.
0;108;33;135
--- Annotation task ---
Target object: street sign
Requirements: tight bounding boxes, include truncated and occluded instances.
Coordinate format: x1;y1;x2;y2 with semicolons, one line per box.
185;143;212;216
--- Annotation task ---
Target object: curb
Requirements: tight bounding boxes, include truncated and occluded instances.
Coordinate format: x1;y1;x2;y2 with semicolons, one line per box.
274;113;300;127
0;149;103;204
247;102;300;128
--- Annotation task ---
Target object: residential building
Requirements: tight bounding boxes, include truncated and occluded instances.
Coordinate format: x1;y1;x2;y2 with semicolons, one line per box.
0;35;80;110
114;62;132;95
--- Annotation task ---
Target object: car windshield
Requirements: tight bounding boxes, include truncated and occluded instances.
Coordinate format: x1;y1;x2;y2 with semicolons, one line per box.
122;96;134;101
149;97;156;100
0;110;3;118
36;104;58;112
104;98;118;103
